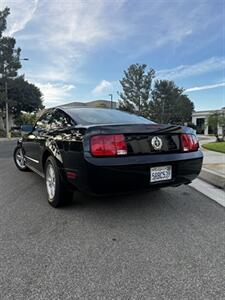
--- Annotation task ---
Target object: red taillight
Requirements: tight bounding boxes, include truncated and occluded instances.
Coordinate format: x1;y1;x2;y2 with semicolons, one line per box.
66;171;77;179
90;134;127;157
181;134;199;152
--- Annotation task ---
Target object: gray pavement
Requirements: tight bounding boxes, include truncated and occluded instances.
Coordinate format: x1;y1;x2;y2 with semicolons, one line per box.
0;140;225;299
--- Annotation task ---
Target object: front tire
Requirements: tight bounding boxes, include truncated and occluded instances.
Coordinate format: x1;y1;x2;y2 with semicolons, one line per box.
45;156;73;208
14;146;30;172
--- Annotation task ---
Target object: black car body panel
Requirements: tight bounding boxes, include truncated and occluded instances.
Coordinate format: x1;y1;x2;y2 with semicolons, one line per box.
17;107;203;195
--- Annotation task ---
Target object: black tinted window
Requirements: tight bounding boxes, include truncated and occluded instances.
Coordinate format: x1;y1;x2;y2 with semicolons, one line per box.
66;108;154;125
35;111;53;131
50;110;75;129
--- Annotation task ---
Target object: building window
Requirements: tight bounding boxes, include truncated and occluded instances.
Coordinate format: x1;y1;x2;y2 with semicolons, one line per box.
196;118;205;134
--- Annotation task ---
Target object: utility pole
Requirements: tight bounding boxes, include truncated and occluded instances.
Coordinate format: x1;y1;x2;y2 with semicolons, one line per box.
5;81;9;138
159;95;165;124
138;91;141;115
109;94;113;109
161;97;165;124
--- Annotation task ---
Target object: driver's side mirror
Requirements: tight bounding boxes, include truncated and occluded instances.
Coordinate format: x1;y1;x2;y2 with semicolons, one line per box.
21;124;33;133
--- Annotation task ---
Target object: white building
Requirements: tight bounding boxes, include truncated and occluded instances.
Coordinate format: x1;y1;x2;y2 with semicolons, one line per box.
192;108;225;135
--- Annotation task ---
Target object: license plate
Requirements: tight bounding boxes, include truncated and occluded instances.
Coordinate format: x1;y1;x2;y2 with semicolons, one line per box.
150;165;172;182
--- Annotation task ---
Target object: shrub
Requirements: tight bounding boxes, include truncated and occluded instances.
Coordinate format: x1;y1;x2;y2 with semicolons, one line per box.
0;129;6;138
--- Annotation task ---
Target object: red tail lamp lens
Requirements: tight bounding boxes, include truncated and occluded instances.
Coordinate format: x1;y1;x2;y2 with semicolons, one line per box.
66;171;77;179
181;134;199;152
91;134;127;157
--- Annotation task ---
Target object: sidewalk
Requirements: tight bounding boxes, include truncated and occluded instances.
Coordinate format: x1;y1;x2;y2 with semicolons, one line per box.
0;137;18;141
198;135;225;189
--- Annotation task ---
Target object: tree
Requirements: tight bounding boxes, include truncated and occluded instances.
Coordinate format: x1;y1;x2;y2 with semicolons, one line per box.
14;111;37;126
0;8;21;79
6;76;43;114
0;7;43;131
119;64;155;118
0;7;22;131
0;7;10;36
218;113;225;141
150;80;194;124
0;76;43;130
207;112;225;141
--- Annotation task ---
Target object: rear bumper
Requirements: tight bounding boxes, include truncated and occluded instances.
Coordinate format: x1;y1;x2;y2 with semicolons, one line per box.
67;151;203;195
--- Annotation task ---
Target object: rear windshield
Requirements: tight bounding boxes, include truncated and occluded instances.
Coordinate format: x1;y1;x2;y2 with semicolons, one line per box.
65;108;154;125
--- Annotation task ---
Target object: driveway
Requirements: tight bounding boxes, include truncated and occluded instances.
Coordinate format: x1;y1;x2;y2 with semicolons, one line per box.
0;140;225;299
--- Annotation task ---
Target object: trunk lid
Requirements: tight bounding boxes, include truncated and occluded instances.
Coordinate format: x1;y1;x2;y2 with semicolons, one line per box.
86;123;183;155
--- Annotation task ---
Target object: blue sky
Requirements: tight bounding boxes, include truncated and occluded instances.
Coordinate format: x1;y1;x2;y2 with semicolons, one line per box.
1;0;225;110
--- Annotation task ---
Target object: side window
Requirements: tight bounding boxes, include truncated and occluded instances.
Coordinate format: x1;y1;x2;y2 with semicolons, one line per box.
35;112;53;131
49;110;75;130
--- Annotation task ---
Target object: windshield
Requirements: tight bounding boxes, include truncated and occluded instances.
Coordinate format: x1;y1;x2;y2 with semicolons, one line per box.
65;108;154;125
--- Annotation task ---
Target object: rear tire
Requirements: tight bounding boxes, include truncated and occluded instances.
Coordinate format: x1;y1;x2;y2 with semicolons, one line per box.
14;146;30;172
45;156;73;208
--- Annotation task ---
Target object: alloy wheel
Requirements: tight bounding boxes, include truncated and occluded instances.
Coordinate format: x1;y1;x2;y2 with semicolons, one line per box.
46;164;56;201
16;148;26;169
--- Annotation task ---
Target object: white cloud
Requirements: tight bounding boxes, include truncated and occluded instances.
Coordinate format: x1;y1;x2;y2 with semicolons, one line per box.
92;80;113;95
1;0;222;102
35;82;75;106
27;65;71;83
186;82;225;92
91;80;120;96
157;57;225;80
13;0;129;83
5;0;219;85
0;0;39;35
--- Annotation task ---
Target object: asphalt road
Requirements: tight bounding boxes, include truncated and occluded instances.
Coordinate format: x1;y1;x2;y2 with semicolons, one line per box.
0;140;225;300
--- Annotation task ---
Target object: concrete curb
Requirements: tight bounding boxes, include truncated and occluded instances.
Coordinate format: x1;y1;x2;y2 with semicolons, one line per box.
198;167;225;189
190;178;225;208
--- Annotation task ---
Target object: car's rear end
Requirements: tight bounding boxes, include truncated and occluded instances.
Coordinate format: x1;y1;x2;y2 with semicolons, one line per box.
79;123;203;195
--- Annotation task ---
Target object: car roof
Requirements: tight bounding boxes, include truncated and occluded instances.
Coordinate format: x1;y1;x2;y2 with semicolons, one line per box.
57;107;119;114
58;106;112;111
38;107;112;118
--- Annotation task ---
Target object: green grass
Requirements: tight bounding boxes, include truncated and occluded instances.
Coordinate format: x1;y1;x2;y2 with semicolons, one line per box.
202;142;225;154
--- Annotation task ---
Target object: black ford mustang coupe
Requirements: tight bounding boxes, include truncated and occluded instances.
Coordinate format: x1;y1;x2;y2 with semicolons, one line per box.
14;107;203;207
